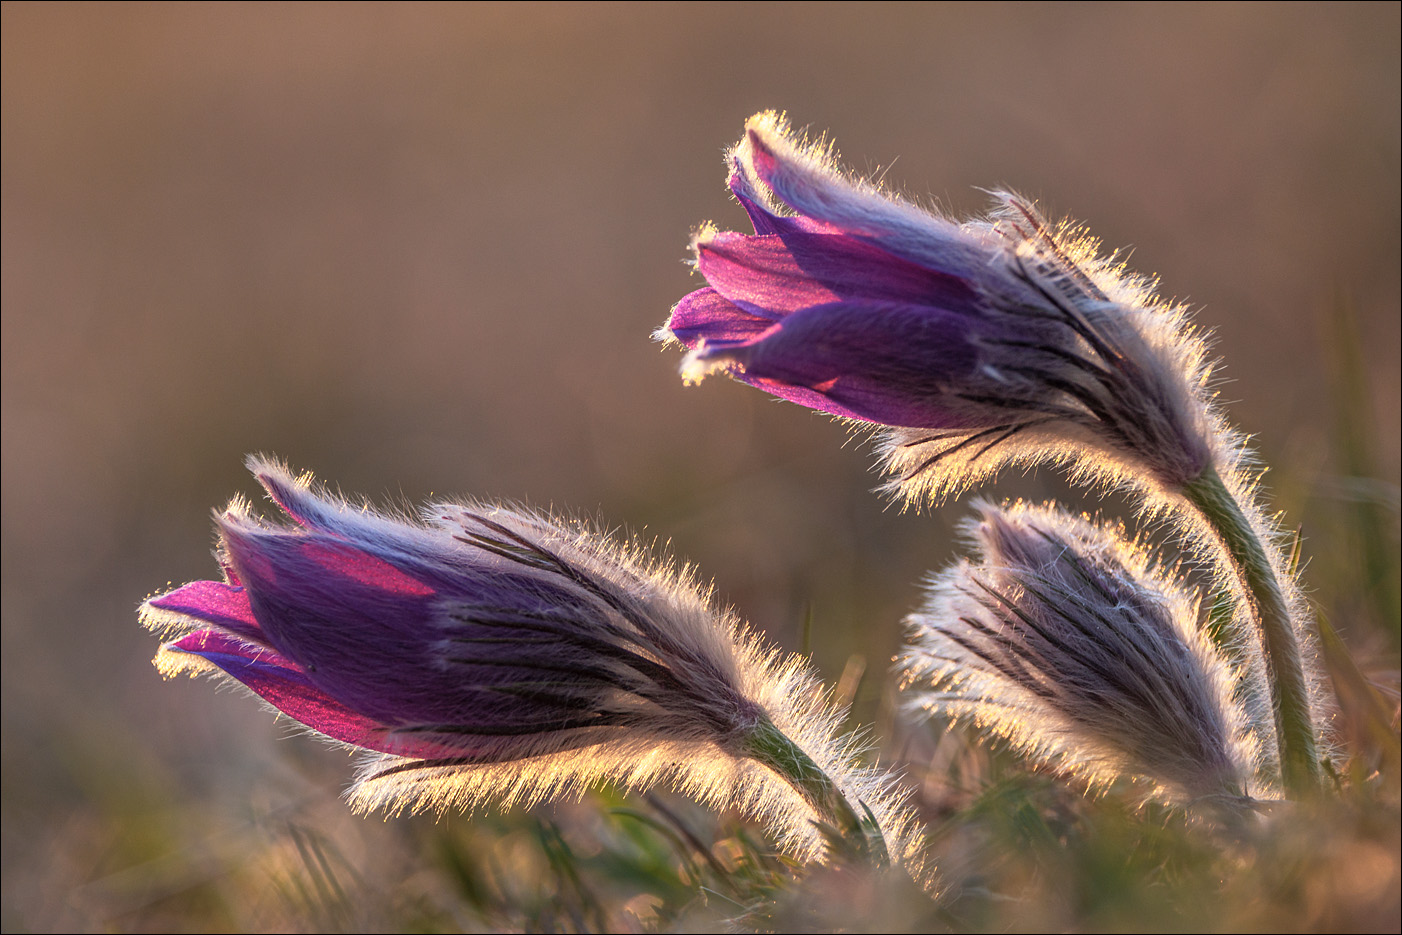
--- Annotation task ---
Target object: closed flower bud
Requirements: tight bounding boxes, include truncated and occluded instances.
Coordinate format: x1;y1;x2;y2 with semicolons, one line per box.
899;501;1258;804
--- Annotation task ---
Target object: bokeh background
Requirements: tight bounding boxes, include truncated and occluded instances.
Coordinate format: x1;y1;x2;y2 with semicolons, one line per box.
4;3;1398;931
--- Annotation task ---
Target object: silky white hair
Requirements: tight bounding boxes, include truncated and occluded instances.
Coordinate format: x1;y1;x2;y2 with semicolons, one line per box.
899;500;1263;806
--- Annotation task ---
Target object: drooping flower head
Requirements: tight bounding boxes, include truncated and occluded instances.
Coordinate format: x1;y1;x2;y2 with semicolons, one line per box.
141;457;919;864
898;501;1259;804
660;112;1222;505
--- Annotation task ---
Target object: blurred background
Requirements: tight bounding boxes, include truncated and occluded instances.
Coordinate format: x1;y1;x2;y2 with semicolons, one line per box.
4;3;1397;931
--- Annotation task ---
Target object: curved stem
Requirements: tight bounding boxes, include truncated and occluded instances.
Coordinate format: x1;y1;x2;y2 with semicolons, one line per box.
1181;465;1321;796
741;717;888;865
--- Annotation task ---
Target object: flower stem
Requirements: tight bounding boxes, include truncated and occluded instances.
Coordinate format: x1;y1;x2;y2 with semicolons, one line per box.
742;717;888;864
1181;464;1321;796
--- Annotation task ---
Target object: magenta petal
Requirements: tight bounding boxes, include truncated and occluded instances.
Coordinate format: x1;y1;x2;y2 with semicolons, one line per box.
698;231;980;318
727;162;840;238
226;530;435;603
733;187;786;237
222;529;431;644
218;528;482;726
667;288;778;348
170;630;455;758
297;540;436;598
149;580;263;643
697;233;844;315
702;301;981;428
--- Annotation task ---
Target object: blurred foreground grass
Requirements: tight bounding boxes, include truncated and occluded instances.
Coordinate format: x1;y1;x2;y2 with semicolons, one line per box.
23;716;1397;933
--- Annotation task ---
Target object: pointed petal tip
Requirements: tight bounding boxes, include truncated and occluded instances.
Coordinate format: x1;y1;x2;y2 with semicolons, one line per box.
218;492;253;523
247;456;317;523
740;118;781;167
153;642;210;679
243;452;296;491
733;112;801;188
666;288;777;349
650;321;679;347
138;597;176;634
688;222;719;253
142;578;262;640
680;346;737;386
743;109;788;144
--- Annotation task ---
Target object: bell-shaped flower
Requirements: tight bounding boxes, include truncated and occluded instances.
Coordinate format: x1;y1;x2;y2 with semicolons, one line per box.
660;112;1221;504
898;501;1258;805
142;457;918;864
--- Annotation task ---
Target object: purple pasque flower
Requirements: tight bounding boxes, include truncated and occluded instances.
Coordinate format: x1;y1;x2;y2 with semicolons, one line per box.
898;501;1258;804
142;457;918;862
660;112;1219;503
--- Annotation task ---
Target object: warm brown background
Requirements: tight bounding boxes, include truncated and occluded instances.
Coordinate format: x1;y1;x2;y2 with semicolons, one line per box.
4;4;1397;929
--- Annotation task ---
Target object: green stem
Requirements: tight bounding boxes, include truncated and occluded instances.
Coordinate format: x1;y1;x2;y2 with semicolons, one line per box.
741;717;887;865
1181;464;1321;796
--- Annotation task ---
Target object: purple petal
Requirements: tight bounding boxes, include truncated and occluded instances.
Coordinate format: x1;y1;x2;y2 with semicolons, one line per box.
700;301;983;428
225;527;436;602
219;528;449;722
247;459;500;597
697;230;980;317
148;580;263;643
739;123;996;283
250;462;343;533
220;526;604;732
169;629;455;758
727;157;840;237
667;287;777;348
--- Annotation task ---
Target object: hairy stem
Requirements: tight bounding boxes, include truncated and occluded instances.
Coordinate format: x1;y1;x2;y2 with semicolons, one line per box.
1181;465;1321;796
741;717;888;864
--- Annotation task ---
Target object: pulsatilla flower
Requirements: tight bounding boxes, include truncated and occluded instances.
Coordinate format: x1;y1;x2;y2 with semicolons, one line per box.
660;111;1220;504
142;457;917;864
899;501;1258;805
661;112;1323;799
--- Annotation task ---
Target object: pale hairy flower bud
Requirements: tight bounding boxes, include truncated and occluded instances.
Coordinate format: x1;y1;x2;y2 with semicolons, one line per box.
899;501;1259;804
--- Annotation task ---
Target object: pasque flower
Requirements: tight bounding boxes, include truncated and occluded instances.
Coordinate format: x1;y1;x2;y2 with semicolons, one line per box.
660;111;1219;504
899;501;1257;804
662;112;1324;797
142;457;916;863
